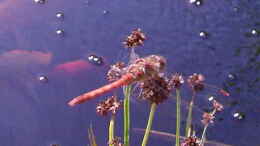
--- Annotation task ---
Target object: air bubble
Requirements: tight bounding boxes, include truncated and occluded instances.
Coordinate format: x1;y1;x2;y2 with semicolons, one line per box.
103;10;109;15
84;0;90;6
38;75;48;83
190;0;202;6
251;29;258;36
228;74;236;80
87;54;103;65
199;31;208;39
56;29;64;36
208;96;215;102
233;7;238;12
56;12;64;19
34;0;46;4
233;112;245;120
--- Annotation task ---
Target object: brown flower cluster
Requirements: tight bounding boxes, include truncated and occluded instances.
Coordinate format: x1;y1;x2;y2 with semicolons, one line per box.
181;136;200;146
168;73;185;89
108;137;123;146
123;28;146;48
107;62;125;82
187;73;205;92
96;96;122;116
139;75;170;104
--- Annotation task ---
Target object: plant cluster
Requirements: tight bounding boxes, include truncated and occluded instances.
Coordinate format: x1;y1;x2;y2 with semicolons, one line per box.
69;29;230;146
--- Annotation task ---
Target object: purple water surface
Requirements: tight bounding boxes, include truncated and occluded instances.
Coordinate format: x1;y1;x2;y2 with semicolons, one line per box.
0;0;259;146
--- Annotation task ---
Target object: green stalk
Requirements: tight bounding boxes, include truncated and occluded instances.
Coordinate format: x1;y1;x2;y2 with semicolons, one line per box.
200;124;208;146
175;89;181;146
88;125;98;146
123;85;132;146
185;101;193;137
141;103;157;146
109;115;115;146
185;91;195;137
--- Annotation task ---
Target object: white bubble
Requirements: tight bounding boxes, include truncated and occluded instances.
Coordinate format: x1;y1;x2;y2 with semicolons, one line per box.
56;29;64;36
251;29;258;35
208;96;215;102
38;76;48;83
34;0;46;4
103;10;109;15
56;12;64;19
199;31;208;38
233;112;245;120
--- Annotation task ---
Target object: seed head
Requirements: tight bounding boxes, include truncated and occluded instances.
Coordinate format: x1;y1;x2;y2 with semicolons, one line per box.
108;137;123;146
139;75;169;104
108;137;124;146
181;136;200;146
96;96;122;116
168;73;184;89
187;73;205;92
107;62;125;82
123;28;146;48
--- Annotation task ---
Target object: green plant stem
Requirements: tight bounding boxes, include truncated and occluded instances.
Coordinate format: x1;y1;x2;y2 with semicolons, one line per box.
185;91;196;137
175;89;181;146
141;103;157;146
123;85;132;146
185;101;193;137
200;124;208;146
109;114;115;146
88;125;98;146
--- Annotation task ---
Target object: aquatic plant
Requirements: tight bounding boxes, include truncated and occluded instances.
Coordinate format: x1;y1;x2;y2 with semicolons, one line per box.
68;29;230;146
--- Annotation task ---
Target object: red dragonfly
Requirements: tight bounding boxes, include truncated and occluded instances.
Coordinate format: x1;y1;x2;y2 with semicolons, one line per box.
68;54;166;106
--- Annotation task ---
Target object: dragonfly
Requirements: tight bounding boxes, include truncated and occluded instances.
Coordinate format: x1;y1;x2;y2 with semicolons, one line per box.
68;52;167;107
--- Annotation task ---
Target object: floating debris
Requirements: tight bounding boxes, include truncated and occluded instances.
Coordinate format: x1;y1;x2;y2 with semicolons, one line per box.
34;0;46;4
87;54;103;65
56;12;64;19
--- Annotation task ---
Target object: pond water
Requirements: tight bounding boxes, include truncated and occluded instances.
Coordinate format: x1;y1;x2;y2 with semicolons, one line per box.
0;0;259;146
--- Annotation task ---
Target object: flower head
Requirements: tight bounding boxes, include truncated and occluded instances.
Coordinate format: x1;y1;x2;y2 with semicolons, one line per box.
187;73;205;92
139;75;169;104
123;28;146;48
108;137;123;146
107;62;125;82
181;136;200;146
168;73;184;89
96;96;122;116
